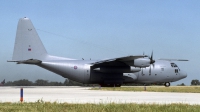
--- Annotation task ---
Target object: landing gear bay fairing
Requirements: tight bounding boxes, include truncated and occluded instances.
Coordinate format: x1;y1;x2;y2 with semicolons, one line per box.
8;17;188;87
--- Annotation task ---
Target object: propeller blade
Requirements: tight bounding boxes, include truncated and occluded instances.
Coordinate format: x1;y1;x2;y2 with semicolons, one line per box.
142;68;143;75
149;65;151;75
150;51;155;64
151;51;153;60
143;52;145;55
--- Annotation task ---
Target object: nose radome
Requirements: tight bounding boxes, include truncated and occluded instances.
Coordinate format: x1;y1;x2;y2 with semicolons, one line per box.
180;70;187;79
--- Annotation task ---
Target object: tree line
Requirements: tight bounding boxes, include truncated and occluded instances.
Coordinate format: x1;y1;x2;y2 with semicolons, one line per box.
2;79;200;86
4;79;87;86
191;79;200;85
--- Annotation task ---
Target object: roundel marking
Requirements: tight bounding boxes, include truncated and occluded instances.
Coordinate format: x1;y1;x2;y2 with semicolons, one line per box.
74;66;78;69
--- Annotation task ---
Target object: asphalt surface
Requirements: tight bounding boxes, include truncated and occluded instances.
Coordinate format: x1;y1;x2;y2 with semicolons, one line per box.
0;86;199;104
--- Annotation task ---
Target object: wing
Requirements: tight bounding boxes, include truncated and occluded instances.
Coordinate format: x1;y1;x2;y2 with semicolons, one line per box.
90;55;148;67
159;59;189;61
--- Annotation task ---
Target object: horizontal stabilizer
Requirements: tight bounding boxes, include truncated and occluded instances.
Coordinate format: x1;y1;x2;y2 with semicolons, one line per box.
7;59;42;64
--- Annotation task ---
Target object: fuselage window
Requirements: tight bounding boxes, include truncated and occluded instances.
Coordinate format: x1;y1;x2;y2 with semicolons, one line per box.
175;69;178;73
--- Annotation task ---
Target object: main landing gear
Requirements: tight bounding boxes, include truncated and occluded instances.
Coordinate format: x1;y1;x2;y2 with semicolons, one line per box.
164;82;170;87
100;84;121;87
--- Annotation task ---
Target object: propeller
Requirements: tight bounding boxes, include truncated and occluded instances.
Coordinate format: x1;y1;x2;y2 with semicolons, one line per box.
141;51;156;75
148;51;155;75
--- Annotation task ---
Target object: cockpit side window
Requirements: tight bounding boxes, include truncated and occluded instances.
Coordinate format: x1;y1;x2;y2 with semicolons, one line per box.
171;63;178;67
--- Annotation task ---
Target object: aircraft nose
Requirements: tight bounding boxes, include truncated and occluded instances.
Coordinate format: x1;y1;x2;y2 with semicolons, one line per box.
179;70;187;79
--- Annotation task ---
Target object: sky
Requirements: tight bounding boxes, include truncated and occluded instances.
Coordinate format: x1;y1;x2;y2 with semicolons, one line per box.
0;0;200;85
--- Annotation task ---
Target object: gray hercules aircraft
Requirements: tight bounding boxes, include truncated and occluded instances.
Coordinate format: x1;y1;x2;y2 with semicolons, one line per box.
8;17;188;87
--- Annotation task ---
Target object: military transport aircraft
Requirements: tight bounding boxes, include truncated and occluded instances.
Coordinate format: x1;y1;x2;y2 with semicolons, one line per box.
0;79;5;86
8;17;188;87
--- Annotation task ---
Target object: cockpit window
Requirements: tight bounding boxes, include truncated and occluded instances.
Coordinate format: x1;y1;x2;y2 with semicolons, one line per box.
171;63;178;67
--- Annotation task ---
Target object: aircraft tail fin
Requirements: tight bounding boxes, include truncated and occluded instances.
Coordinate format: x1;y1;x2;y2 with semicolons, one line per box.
12;17;48;61
1;79;5;84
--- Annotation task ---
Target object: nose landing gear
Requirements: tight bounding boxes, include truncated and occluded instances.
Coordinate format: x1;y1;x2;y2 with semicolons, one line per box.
164;82;170;87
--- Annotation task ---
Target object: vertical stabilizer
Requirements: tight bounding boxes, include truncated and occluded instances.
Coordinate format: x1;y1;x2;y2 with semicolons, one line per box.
1;79;5;84
12;17;47;60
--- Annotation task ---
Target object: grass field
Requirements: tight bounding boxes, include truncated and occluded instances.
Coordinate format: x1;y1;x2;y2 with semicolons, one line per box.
91;86;200;93
0;102;200;112
1;86;199;112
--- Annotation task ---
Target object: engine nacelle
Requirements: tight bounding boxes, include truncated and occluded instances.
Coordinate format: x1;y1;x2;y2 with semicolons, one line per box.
134;58;150;67
123;73;138;80
93;66;130;73
130;67;141;73
93;67;141;73
124;58;150;68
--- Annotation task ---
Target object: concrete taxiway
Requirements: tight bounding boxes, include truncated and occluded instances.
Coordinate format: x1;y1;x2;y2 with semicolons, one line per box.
0;86;200;104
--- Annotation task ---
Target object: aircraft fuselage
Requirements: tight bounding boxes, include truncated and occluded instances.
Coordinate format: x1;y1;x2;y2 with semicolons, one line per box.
38;59;187;86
